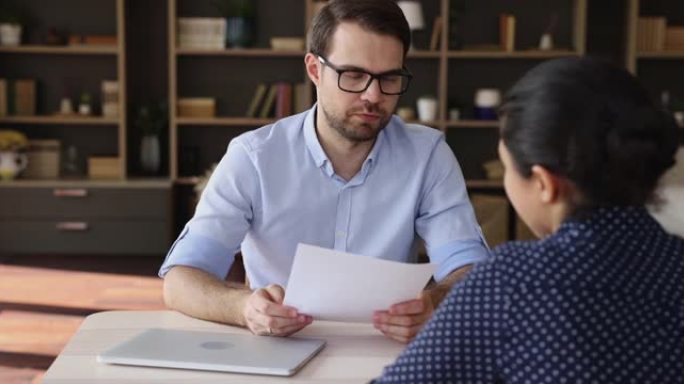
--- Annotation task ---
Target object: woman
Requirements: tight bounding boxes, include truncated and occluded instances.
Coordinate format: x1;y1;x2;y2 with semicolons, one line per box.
374;57;683;383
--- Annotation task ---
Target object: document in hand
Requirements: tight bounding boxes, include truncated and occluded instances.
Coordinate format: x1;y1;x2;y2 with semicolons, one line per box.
283;243;436;322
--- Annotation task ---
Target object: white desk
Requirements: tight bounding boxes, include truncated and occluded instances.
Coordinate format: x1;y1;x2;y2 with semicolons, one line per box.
43;310;404;383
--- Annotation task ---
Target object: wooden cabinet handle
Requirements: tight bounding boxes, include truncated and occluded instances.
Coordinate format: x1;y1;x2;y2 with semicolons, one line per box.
55;222;89;231
53;188;89;198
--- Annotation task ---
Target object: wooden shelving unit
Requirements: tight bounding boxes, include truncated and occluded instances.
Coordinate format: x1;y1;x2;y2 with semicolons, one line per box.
175;117;276;126
168;0;312;179
167;0;587;187
0;116;120;125
625;0;684;132
445;49;580;59
0;45;119;55
625;0;684;72
0;0;128;179
176;48;306;57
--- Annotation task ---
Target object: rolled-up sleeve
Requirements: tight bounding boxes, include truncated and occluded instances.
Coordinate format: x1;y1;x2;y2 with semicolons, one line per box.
416;139;490;281
159;138;259;280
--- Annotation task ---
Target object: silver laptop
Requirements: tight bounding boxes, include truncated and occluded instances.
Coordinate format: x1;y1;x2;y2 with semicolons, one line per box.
97;328;326;376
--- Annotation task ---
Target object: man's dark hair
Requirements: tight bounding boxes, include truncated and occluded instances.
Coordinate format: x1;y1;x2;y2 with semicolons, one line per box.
307;0;411;58
499;57;679;215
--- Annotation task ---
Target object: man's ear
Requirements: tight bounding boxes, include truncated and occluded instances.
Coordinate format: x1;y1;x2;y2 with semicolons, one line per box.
530;165;563;204
304;53;321;86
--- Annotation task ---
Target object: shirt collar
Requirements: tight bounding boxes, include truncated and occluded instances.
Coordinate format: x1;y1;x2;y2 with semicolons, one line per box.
303;104;328;168
303;104;387;175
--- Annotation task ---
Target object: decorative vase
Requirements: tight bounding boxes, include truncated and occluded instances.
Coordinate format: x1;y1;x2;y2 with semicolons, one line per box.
539;33;554;50
0;150;28;180
416;97;438;122
140;135;161;174
0;23;22;46
225;17;254;48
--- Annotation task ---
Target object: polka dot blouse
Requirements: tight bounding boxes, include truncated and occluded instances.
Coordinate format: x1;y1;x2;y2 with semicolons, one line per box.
375;207;684;383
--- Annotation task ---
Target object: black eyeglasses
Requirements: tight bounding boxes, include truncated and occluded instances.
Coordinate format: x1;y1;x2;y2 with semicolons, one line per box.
317;55;412;95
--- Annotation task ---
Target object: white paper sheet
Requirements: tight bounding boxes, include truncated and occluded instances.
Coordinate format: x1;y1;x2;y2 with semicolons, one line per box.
283;243;436;322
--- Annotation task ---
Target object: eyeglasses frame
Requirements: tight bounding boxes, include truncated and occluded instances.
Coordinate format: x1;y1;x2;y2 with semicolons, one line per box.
316;55;413;96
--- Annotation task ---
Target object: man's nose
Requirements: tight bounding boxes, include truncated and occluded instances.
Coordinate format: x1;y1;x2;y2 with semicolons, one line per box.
361;78;383;103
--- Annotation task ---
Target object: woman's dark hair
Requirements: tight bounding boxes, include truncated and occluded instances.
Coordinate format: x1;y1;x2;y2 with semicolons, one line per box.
499;57;679;214
307;0;411;58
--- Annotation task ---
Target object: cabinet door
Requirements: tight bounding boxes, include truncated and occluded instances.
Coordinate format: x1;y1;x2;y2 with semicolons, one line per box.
0;187;170;219
0;220;169;255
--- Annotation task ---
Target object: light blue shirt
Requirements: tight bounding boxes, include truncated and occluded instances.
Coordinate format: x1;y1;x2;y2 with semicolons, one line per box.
160;106;489;288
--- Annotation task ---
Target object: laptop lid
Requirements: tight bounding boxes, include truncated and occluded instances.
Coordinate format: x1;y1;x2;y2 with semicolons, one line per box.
97;328;326;377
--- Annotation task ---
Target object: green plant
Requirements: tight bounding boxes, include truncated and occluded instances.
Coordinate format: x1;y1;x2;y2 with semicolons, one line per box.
0;130;28;151
213;0;255;19
135;102;168;137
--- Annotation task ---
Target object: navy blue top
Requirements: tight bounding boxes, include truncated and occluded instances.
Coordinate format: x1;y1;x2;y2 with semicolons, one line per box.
375;207;684;383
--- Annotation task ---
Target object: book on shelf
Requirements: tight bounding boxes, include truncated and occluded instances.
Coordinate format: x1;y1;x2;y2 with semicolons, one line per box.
88;156;122;179
293;82;309;114
246;83;268;117
258;85;279;118
637;17;666;52
14;79;37;116
665;26;684;51
177;17;225;50
429;16;443;51
270;37;305;51
0;79;6;117
275;82;293;119
499;14;516;52
178;97;216;118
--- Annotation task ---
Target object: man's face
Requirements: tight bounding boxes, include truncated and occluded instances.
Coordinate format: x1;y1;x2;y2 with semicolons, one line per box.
316;22;405;143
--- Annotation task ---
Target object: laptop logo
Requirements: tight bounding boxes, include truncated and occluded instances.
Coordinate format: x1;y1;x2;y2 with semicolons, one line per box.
200;341;233;350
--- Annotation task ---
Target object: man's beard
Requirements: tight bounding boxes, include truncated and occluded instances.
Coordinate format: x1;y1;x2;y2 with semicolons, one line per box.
320;102;391;143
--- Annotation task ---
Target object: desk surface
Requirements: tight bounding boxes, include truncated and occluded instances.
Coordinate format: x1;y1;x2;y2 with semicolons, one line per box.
43;310;404;383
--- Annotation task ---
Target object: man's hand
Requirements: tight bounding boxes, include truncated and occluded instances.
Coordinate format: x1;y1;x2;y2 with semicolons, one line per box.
372;291;434;343
242;284;312;337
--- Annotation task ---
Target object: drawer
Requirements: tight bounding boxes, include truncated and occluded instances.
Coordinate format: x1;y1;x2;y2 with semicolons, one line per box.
0;220;170;255
0;187;170;219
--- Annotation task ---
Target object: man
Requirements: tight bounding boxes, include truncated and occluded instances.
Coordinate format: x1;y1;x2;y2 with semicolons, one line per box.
160;0;489;343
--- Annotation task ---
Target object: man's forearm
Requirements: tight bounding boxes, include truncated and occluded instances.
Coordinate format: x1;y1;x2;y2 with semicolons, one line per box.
163;265;251;326
425;264;473;306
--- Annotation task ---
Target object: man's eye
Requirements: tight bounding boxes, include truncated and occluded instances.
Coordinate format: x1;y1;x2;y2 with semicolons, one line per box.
381;75;401;84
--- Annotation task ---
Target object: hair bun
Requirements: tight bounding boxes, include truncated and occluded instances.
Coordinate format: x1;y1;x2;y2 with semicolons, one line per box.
611;106;679;170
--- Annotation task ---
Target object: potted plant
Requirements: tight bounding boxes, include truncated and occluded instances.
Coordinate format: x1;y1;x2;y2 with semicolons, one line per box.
0;6;24;46
213;0;256;48
136;102;167;174
0;130;28;180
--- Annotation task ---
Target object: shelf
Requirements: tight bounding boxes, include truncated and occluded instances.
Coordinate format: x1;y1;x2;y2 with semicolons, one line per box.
176;117;277;126
407;50;441;59
0;178;173;189
636;51;684;59
466;179;504;189
446;120;499;128
447;49;579;59
175;176;202;185
176;48;305;57
0;45;119;55
0;115;120;125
